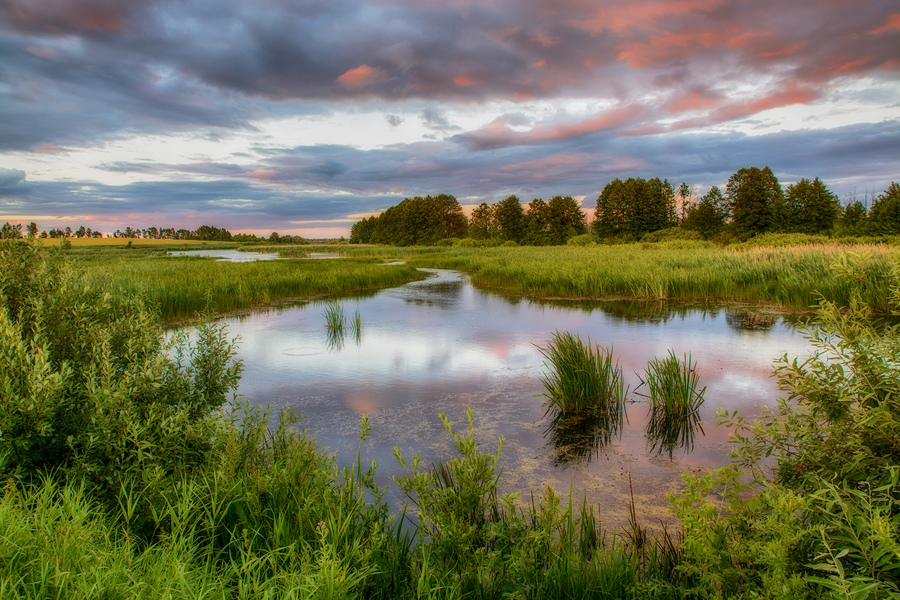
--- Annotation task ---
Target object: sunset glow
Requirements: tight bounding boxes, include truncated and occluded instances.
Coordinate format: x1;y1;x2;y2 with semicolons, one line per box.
1;0;898;237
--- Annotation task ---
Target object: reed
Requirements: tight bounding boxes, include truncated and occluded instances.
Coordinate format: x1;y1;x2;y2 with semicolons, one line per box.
537;331;627;415
322;301;345;332
640;351;706;456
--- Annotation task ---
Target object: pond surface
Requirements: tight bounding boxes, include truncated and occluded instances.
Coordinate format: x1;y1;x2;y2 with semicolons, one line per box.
219;269;812;529
168;249;284;262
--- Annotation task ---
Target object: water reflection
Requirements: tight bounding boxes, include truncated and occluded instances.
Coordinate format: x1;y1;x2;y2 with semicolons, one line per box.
644;402;705;458
168;249;284;262
206;268;813;530
544;404;626;467
725;310;779;332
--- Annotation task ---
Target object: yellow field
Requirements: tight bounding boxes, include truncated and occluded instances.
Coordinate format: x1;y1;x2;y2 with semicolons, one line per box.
39;237;223;247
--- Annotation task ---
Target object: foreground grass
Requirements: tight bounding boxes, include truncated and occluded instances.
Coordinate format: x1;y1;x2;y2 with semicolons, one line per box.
3;240;898;599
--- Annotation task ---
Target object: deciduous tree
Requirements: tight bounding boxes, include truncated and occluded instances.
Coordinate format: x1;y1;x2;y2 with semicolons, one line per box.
726;166;783;238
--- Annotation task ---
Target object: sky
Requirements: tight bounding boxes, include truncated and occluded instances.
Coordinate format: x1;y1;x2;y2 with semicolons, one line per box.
1;0;899;238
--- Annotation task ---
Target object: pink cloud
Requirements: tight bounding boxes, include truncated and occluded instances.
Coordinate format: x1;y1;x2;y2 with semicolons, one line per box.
869;13;900;35
498;154;589;176
453;75;479;87
667;89;725;114
5;0;137;33
457;104;646;149
30;144;70;154
571;0;720;35
336;65;387;89
245;168;278;181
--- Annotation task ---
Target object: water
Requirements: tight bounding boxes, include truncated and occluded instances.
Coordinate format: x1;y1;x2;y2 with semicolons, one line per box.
168;249;284;262
216;269;812;528
167;249;342;261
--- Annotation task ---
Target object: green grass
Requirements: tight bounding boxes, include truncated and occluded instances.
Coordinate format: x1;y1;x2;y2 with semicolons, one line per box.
76;255;425;322
403;243;900;313
640;351;706;457
537;331;627;415
322;301;345;332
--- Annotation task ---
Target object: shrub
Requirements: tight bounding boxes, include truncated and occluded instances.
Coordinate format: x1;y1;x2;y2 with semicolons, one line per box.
665;252;900;598
0;241;241;500
566;233;597;246
640;227;705;243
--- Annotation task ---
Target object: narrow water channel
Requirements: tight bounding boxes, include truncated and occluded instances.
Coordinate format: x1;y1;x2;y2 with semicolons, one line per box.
215;268;812;529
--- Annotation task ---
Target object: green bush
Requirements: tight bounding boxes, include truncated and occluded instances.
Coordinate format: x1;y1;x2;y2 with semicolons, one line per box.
0;241;241;499
566;233;597;246
664;252;900;598
640;227;705;243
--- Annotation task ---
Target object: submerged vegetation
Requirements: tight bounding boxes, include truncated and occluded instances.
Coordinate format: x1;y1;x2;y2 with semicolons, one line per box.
1;238;898;597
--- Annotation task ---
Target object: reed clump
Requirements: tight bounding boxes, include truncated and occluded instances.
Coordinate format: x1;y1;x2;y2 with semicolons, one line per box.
322;301;345;332
640;351;706;456
537;331;627;415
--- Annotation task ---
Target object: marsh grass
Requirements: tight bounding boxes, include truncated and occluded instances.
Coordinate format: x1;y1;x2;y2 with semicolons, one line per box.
639;351;706;457
323;301;345;332
351;308;362;342
407;244;900;313
537;331;627;415
77;255;424;322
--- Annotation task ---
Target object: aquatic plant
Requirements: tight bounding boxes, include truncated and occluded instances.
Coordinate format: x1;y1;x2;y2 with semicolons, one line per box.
351;308;362;342
537;330;627;415
640;351;706;457
322;301;345;332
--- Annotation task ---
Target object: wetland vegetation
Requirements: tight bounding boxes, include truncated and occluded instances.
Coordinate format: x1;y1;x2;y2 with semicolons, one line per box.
1;237;898;598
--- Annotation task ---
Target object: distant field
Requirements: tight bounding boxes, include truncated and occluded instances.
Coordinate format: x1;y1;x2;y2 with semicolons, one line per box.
39;237;230;247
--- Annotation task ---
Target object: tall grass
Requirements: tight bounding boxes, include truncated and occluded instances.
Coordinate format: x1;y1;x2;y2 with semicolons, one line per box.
640;351;706;457
322;301;345;332
407;243;900;313
537;331;627;415
77;255;424;322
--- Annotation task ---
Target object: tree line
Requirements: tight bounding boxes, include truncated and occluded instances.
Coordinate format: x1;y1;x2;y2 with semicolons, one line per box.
0;223;235;242
350;193;587;245
350;169;900;246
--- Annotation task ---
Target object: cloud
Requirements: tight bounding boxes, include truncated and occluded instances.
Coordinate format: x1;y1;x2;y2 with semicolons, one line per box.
336;65;389;89
0;168;27;189
0;0;897;235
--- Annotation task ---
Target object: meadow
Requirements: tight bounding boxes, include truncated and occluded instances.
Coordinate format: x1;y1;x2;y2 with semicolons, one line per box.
254;239;900;314
66;245;425;322
2;239;898;598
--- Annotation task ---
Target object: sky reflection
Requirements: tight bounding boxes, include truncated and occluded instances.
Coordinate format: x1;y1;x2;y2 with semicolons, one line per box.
219;269;812;529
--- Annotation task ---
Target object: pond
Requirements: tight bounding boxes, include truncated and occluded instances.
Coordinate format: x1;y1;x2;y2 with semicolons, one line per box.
215;268;813;529
167;249;342;261
168;249;284;262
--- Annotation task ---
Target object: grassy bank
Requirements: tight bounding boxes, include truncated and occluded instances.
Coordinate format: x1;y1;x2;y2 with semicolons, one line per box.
398;243;900;313
76;252;424;322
